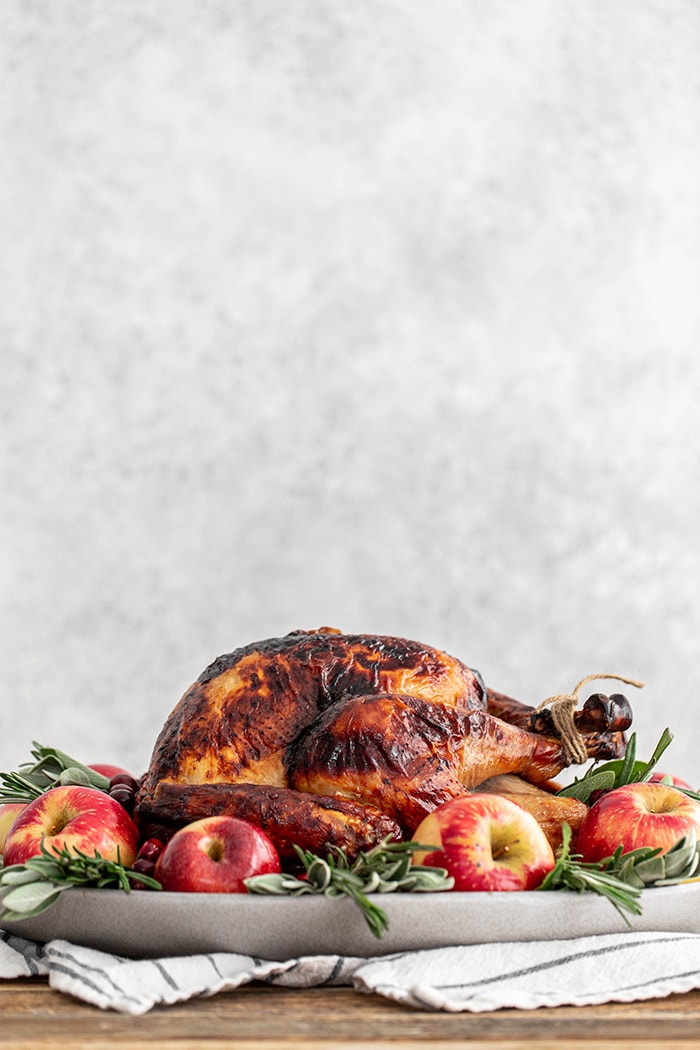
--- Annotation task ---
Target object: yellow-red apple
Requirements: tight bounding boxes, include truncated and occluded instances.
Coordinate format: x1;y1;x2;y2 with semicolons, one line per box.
576;782;700;863
0;803;26;855
411;794;556;891
3;785;139;867
154;816;281;893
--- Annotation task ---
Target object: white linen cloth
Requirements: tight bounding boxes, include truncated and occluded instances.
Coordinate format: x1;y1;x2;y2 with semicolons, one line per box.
3;930;700;1014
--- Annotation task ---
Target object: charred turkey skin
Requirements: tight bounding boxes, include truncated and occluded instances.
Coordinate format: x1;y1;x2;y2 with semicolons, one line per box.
135;628;631;856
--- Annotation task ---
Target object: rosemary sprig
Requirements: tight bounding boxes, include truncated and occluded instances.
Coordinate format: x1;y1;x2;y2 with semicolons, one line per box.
245;837;454;939
0;743;111;804
537;822;700;922
556;728;674;803
0;840;161;922
538;823;644;920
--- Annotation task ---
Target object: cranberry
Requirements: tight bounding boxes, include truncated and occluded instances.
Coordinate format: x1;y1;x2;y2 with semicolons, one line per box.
109;774;141;793
109;786;135;812
131;857;157;876
138;838;164;861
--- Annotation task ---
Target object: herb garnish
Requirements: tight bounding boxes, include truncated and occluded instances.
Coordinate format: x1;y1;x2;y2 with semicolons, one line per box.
555;728;678;804
245;836;454;938
538;822;700;921
0;743;111;804
0;841;161;922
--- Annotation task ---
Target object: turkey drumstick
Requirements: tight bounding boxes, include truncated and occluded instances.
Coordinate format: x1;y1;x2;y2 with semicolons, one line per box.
290;691;626;834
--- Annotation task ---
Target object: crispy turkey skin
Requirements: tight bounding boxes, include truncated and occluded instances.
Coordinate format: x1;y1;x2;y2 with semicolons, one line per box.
135;628;631;857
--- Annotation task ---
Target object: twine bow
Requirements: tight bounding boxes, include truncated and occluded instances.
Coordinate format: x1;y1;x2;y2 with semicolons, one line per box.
535;673;645;765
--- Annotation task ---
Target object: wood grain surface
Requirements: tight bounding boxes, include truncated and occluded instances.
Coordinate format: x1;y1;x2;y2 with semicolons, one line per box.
2;978;700;1049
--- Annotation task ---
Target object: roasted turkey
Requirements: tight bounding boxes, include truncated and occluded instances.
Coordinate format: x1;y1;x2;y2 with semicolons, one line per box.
135;628;632;858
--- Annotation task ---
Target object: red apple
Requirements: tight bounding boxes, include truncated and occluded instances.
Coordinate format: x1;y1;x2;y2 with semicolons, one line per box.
577;782;700;863
154;816;281;893
649;771;694;791
0;803;27;855
3;785;139;868
411;794;556;891
88;763;134;779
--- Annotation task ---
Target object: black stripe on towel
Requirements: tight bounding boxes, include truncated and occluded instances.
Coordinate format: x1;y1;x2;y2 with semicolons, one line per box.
1;932;45;973
151;960;179;989
320;956;346;985
206;954;225;980
48;961;143;1007
261;961;300;984
48;948;143;1004
439;935;690;991
611;967;700;996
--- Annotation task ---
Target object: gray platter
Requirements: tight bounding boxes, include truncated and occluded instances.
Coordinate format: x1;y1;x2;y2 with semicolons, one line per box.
2;882;699;960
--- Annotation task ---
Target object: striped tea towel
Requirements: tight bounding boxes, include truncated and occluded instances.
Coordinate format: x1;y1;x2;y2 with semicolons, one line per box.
3;930;700;1014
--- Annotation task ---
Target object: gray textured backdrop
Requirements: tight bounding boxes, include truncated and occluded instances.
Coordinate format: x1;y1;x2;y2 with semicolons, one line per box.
2;1;699;785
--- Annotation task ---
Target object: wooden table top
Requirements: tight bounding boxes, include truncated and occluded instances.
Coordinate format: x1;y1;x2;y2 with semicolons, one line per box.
2;977;700;1049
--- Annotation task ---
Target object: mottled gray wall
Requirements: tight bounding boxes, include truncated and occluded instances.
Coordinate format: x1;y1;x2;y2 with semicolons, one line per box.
2;1;699;785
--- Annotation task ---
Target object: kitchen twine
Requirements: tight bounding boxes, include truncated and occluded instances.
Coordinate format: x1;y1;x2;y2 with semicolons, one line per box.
534;674;645;765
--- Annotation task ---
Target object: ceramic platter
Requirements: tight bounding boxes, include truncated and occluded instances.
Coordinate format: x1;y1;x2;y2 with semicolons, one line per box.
2;882;700;960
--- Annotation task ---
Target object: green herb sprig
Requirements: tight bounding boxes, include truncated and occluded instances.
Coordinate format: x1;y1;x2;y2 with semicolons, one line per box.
538;823;644;919
0;743;111;804
611;829;700;887
0;841;161;922
538;822;700;922
245;837;454;938
555;728;675;804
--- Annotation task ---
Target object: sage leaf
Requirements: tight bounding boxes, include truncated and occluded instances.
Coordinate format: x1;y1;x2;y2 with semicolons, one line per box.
1;879;67;915
57;766;93;787
557;769;616;802
0;867;47;887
